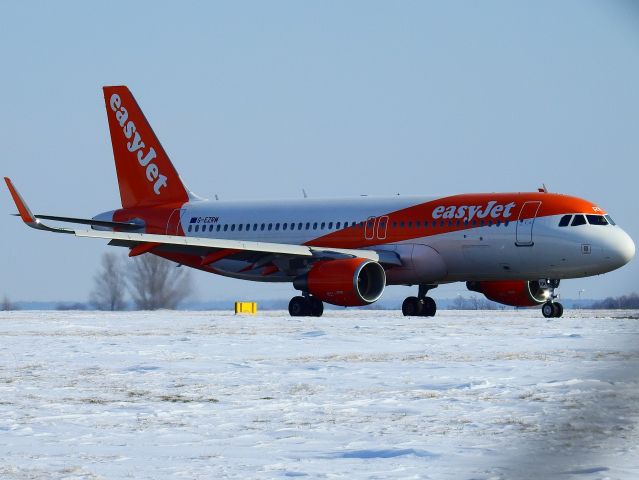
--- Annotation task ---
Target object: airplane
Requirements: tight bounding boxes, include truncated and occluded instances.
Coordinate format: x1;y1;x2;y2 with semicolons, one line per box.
4;86;635;318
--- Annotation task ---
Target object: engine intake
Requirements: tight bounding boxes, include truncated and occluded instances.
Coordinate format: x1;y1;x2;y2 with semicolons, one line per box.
294;258;386;307
466;280;549;307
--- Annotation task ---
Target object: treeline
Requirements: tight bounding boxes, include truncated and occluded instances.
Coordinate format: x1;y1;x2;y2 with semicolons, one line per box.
1;253;193;312
448;295;505;310
590;293;639;309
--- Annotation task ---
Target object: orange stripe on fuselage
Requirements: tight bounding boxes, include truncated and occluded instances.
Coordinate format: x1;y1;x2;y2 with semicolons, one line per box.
305;192;605;249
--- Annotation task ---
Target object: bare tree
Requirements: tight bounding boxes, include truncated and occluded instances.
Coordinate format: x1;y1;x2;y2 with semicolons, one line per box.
89;252;127;310
127;254;192;310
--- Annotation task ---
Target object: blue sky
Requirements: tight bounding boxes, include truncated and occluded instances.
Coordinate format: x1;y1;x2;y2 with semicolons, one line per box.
1;1;638;302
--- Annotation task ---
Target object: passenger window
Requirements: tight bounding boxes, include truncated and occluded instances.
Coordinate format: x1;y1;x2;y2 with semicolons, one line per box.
209;225;214;232
188;225;192;232
328;222;333;229
195;225;199;232
571;215;586;226
298;223;302;230
217;225;221;232
223;225;228;232
351;222;356;227
268;223;272;231
231;224;236;231
321;222;326;229
260;224;265;231
313;222;318;230
415;221;420;228
238;224;243;231
275;223;280;231
305;222;310;230
246;224;250;231
605;215;616;226
283;223;288;230
587;215;608;226
558;215;572;227
253;224;257;231
336;222;341;229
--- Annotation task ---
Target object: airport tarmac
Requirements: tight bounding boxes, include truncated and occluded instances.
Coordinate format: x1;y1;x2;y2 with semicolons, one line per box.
0;309;638;479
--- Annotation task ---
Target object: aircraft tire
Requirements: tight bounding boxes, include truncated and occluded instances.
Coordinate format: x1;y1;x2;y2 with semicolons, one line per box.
542;302;555;318
422;297;437;317
402;296;423;316
309;297;324;317
289;296;310;317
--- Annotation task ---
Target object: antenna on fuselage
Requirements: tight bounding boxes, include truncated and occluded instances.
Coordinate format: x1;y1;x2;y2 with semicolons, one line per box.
215;194;219;201
302;189;308;199
538;184;548;193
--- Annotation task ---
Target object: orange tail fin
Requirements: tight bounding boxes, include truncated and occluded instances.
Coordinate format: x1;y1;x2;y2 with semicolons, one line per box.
103;86;191;208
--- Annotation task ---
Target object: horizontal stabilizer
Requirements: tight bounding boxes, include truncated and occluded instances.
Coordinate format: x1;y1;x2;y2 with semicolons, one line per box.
32;214;140;231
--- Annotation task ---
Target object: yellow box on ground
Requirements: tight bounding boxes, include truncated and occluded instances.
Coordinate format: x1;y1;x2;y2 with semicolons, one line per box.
234;302;257;315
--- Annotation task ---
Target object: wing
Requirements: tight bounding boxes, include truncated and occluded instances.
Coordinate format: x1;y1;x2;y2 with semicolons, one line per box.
4;177;401;268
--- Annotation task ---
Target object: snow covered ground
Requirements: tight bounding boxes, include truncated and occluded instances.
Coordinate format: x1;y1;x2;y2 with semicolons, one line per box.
1;309;638;479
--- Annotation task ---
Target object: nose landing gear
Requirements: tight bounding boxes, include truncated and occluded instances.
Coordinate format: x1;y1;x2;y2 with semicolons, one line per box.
541;279;563;318
402;284;438;317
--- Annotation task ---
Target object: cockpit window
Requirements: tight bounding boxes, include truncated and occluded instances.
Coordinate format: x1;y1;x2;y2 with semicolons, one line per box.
558;215;572;227
605;215;616;226
586;215;608;226
571;215;586;226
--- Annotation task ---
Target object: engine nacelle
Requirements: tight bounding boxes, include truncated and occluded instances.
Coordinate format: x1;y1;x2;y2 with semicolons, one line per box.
294;258;386;307
466;280;550;307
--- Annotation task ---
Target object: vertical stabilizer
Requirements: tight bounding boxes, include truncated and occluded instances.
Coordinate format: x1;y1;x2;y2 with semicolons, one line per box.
103;86;190;208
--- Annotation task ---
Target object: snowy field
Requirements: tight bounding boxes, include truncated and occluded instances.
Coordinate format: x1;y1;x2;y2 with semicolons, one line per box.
1;310;639;480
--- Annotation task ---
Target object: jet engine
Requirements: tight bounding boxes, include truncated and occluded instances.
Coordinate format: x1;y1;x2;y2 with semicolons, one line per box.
294;258;386;307
466;280;550;307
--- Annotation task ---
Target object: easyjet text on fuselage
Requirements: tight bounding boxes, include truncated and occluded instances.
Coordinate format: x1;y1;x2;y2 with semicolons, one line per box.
432;201;516;222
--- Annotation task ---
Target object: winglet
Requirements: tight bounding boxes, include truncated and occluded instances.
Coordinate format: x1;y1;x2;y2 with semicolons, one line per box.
4;177;37;225
4;177;73;234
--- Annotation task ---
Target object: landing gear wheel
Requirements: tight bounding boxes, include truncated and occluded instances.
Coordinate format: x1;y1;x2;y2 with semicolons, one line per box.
309;297;324;317
402;296;423;316
542;303;554;318
542;302;564;318
422;297;437;317
553;302;564;318
289;296;309;317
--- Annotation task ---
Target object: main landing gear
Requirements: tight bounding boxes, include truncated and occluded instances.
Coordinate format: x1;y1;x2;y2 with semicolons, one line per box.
541;279;563;318
402;284;437;317
289;295;324;317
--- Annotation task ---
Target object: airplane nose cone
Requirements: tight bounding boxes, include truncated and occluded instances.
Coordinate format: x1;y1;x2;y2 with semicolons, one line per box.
610;229;635;268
